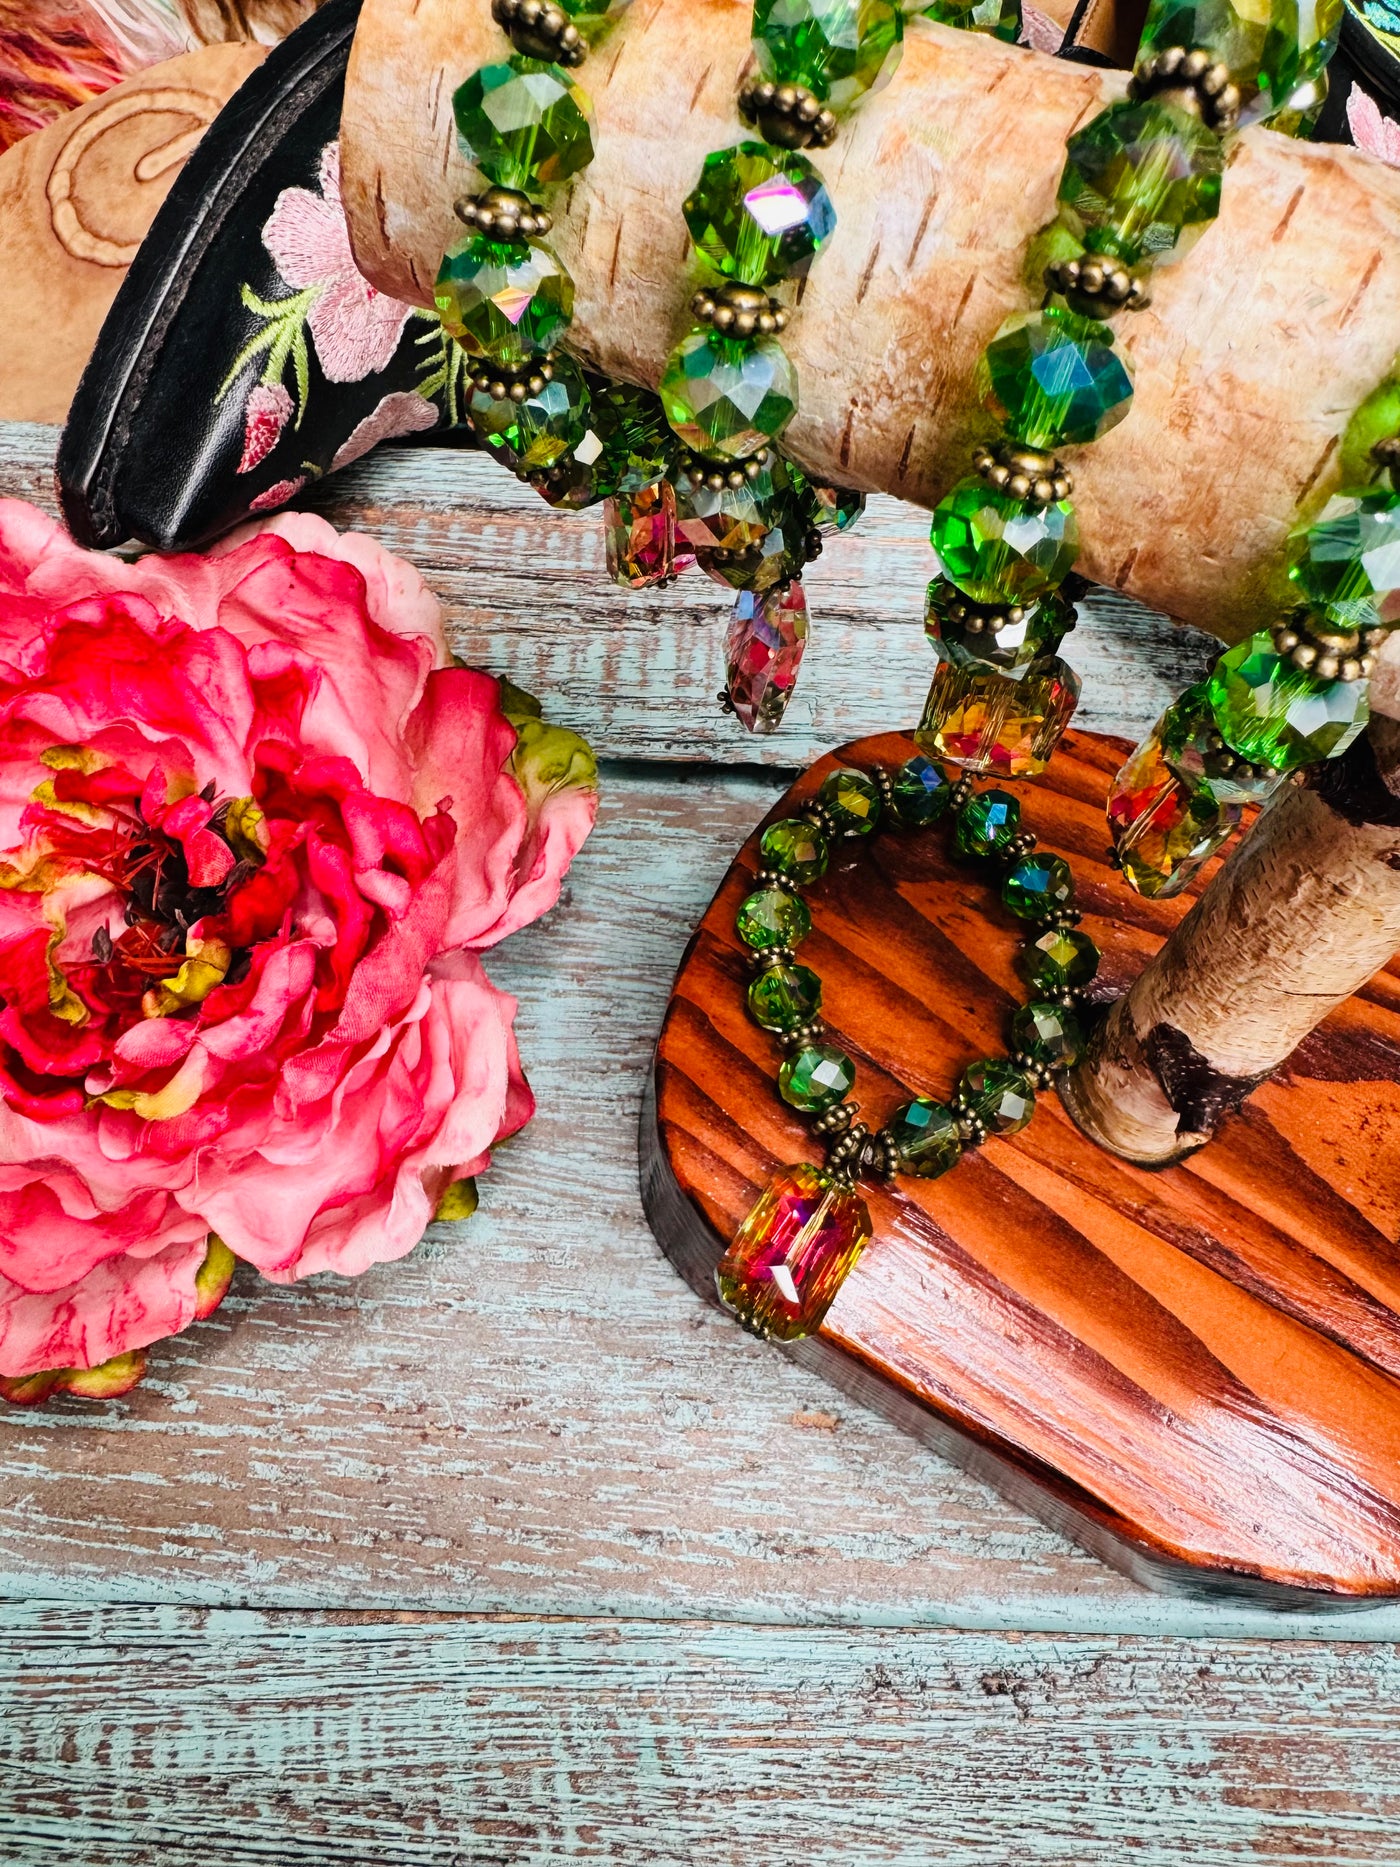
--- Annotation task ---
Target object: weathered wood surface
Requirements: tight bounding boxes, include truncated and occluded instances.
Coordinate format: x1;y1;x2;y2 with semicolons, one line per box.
651;729;1400;1601
4;1605;1400;1867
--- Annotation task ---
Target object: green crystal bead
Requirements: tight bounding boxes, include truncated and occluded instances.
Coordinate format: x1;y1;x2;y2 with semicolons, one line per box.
698;506;810;595
961;1058;1035;1135
760;817;829;883
1138;0;1341;122
1011;1001;1085;1069
675;452;790;553
1289;487;1400;631
1207;630;1370;772
661;329;798;461
920;0;1021;39
930;477;1079;606
955;788;1020;858
779;1043;857;1112
807;483;865;532
916;650;1081;778
469;353;589;473
684;142;836;287
434;235;573;366
556;0;632;33
1157;681;1283;805
752;0;903;110
890;754;952;827
589;381;676;497
1107;728;1241;899
1057;96;1223;267
887;1097;962;1177
1002;852;1075;920
818;767;881;835
736;885;812;950
454;58;594;190
979;306;1134;451
748;961;823;1031
1022;926;1099;995
923;576;1077;675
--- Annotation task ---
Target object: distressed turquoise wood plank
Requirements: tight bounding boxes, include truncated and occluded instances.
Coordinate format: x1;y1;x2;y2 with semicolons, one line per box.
0;420;1213;765
2;1606;1399;1866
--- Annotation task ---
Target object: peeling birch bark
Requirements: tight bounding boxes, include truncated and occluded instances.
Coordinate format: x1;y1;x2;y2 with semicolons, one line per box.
340;0;1400;642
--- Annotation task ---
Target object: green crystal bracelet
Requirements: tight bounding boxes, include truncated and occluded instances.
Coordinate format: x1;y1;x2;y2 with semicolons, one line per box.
718;752;1100;1341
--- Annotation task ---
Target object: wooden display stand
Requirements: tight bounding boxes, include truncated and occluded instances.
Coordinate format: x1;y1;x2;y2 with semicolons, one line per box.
642;730;1400;1604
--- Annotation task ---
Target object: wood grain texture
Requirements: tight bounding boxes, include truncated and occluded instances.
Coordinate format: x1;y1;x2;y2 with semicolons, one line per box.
4;1606;1400;1867
650;730;1400;1600
341;0;1400;639
0;420;1218;767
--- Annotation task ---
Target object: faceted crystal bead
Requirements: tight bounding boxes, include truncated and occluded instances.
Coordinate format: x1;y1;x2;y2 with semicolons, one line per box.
1289;487;1400;631
736;884;812;950
469;354;589;473
716;1163;872;1340
725;582;810;733
752;0;903;110
661;330;798;460
604;481;679;588
920;0;1021;38
760;817;829;883
807;483;865;532
533;449;602;510
1138;0;1341;122
1107;728;1241;898
954;788;1020;859
779;1044;857;1112
890;754;952;827
454;58;594;190
675;454;790;554
748;961;822;1031
1057;97;1223;266
1207;630;1370;772
887;1097;963;1177
924;577;1076;675
915;651;1081;777
1011;1001;1085;1069
1157;681;1283;805
701;508;809;595
930;478;1079;606
819;767;881;835
556;0;632;33
683;142;836;286
1023;926;1099;995
435;236;573;366
979;306;1134;451
961;1058;1035;1135
590;381;676;497
1002;851;1074;920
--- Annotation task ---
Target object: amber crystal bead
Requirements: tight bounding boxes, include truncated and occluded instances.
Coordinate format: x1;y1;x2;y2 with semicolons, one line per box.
916;651;1081;778
717;1163;872;1340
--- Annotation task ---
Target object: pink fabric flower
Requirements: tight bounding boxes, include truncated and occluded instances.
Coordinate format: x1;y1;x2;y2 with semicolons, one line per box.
0;499;597;1383
249;475;308;512
1348;87;1400;169
331;392;440;472
262;143;418;383
238;383;294;475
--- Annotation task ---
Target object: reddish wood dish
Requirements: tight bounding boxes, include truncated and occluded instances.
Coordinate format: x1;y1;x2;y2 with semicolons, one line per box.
643;730;1400;1604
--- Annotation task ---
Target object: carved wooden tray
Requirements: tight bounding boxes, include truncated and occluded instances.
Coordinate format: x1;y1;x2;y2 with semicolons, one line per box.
642;729;1400;1605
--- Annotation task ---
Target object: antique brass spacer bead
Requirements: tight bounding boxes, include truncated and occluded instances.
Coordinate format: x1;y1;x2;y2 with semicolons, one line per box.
972;441;1072;506
738;77;839;150
455;185;554;241
1129;46;1240;133
491;0;586;66
691;282;790;339
1044;253;1150;317
811;1100;859;1137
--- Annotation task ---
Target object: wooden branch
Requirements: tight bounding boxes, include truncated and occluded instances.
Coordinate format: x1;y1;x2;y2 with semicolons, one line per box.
340;0;1400;642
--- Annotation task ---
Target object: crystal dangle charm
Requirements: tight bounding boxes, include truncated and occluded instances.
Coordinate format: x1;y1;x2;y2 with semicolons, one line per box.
724;580;810;733
1106;722;1242;898
716;1163;873;1340
603;481;679;588
915;650;1081;777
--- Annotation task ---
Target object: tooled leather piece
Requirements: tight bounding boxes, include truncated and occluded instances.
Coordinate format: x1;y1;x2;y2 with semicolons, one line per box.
1144;1022;1266;1144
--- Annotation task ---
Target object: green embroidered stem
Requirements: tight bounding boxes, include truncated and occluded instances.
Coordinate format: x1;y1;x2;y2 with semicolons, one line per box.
215;284;321;424
414;314;472;427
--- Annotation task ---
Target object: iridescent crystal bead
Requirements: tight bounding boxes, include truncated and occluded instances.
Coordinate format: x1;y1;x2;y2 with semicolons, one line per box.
916;651;1081;777
1023;925;1099;995
1107;727;1240;898
954;788;1020;859
701;505;809;595
752;0;903;110
1002;852;1074;920
890;754;952;827
961;1058;1035;1135
1289;487;1400;631
736;884;812;950
533;448;602;510
920;0;1021;38
760;817;829;883
1057;97;1223;265
661;330;798;460
1011;1001;1084;1069
1207;630;1370;772
469;354;589;473
979;307;1134;450
454;58;594;190
819;767;881;835
590;381;676;497
923;577;1076;675
675;453;789;554
887;1097;962;1177
779;1043;856;1112
604;481;679;588
748;961;822;1031
684;142;836;286
1138;0;1341;121
725;582;810;733
435;236;573;366
1157;682;1282;805
807;483;865;532
717;1163;872;1340
556;0;633;33
930;478;1079;606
